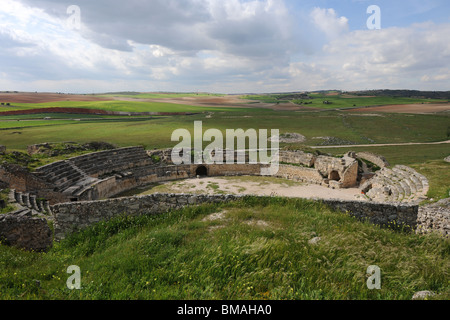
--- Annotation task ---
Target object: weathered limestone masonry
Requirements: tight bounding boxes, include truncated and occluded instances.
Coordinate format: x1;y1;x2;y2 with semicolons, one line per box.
51;193;420;240
416;199;450;237
279;150;359;188
51;193;241;240
356;152;390;168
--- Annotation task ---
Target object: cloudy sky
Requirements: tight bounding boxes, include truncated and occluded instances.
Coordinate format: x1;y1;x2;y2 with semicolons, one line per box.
1;0;449;94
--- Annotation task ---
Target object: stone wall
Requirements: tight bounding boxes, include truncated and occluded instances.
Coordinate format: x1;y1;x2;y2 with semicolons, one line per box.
320;199;418;229
51;193;241;240
0;210;53;252
279;150;316;167
356;152;390;168
416;199;449;237
0;163;67;204
51;193;420;240
276;165;325;185
314;155;359;188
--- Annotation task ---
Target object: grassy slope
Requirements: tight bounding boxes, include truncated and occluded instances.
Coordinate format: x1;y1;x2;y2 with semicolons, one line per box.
0;197;448;300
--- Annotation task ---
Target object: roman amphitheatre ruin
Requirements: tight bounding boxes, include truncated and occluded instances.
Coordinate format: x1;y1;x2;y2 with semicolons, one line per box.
0;143;448;252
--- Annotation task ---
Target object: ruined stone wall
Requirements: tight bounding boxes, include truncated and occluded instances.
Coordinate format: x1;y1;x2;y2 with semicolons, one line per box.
0;163;68;204
51;193;420;240
320;199;419;229
275;165;324;184
314;155;359;188
206;163;263;177
356;152;390;168
0;211;53;252
51;193;240;240
279;151;316;167
416;199;449;237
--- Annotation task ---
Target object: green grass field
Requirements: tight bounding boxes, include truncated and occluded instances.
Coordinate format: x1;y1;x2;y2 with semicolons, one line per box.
2;100;239;114
242;92;445;109
1;109;448;152
0;197;448;300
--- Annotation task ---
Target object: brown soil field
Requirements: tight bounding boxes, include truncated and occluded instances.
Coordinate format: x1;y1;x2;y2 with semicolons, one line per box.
347;103;450;114
0;92;109;104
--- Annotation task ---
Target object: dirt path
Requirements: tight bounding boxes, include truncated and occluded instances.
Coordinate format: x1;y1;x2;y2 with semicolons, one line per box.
311;140;450;149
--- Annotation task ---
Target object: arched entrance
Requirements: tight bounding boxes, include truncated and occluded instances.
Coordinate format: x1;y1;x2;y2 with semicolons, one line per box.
329;171;341;181
196;165;208;177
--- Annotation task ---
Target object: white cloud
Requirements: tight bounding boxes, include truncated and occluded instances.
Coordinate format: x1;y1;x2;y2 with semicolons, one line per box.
287;22;450;91
1;1;449;93
310;7;349;39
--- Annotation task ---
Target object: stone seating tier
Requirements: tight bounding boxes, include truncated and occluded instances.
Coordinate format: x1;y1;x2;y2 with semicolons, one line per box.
365;166;429;204
69;147;152;176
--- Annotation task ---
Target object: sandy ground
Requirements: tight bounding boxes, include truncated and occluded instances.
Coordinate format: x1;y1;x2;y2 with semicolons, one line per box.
136;176;367;202
347;103;450;114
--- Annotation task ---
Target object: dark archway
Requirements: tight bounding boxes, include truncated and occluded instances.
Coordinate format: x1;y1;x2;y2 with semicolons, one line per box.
329;171;341;181
196;166;208;177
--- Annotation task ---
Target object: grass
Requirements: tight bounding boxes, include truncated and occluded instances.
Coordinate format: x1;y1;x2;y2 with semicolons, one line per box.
1;108;448;152
3;100;240;114
318;144;450;166
0;189;16;214
410;160;450;202
242;93;445;110
0;197;448;300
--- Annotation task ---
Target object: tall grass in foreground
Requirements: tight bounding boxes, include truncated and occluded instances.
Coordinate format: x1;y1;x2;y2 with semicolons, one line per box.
0;197;448;300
